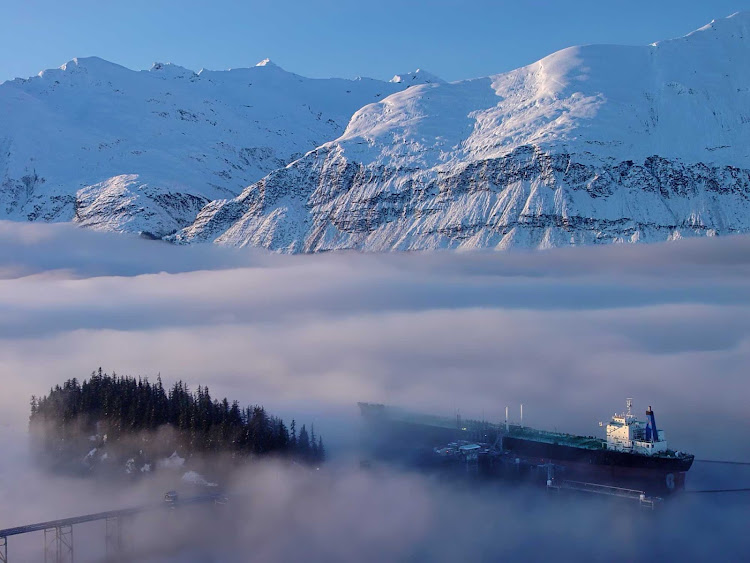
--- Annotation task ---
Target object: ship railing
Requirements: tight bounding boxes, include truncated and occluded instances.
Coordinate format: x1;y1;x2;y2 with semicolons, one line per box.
548;479;661;508
553;480;644;498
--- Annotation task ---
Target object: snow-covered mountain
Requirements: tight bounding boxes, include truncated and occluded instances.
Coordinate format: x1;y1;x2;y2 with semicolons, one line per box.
4;13;750;252
0;57;407;236
172;12;750;252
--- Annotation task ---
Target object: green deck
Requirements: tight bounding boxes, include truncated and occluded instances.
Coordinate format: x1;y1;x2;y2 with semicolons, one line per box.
505;425;606;450
378;406;606;450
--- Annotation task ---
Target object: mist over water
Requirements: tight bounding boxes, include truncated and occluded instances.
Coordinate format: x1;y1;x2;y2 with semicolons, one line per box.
1;221;749;561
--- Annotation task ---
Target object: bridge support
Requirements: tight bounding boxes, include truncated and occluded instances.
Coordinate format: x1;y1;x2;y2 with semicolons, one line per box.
44;525;73;563
0;535;7;563
105;516;125;560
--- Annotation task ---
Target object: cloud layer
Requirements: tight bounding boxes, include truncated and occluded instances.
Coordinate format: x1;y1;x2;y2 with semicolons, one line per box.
1;221;749;560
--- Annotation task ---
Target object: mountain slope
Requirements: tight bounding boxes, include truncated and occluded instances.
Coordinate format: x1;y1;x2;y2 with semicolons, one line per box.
0;58;407;236
173;12;750;251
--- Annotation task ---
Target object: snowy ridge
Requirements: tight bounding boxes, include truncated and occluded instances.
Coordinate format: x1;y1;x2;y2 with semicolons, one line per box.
0;57;412;236
389;69;445;85
172;12;750;251
4;12;750;251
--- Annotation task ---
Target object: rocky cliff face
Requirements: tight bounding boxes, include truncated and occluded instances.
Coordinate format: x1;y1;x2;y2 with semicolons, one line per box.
171;145;750;251
171;12;750;252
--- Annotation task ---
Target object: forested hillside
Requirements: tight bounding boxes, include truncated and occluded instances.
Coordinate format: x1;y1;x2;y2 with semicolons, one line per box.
30;369;324;475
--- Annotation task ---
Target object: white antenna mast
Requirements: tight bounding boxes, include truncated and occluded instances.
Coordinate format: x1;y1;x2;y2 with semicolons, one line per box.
505;406;509;431
626;398;633;418
520;403;524;426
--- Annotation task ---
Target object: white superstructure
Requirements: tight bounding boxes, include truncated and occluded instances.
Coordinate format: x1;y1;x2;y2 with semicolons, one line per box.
606;399;667;455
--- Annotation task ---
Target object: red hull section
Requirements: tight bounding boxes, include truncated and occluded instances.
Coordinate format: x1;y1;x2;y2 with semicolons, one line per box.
517;455;687;494
502;436;693;495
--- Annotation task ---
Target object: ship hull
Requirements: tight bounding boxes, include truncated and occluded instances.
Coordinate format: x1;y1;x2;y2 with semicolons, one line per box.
502;436;693;495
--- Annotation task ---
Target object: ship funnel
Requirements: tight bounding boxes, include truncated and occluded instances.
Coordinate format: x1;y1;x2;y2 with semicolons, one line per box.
646;406;658;442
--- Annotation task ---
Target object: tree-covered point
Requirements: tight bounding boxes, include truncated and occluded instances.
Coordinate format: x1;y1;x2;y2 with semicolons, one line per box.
30;368;324;468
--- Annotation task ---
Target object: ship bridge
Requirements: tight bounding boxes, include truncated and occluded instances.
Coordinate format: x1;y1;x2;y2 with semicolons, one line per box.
606;399;667;455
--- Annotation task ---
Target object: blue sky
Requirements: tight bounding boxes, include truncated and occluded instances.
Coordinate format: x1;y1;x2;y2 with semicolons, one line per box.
2;0;749;83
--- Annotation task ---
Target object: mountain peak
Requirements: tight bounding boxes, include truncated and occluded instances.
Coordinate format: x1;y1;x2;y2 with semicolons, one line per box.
149;62;197;79
255;58;278;68
35;56;129;79
390;69;445;85
57;56;125;73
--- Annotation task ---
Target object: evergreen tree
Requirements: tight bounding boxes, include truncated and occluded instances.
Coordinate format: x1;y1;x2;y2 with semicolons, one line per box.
317;437;325;462
289;419;297;450
298;424;310;458
311;424;319;461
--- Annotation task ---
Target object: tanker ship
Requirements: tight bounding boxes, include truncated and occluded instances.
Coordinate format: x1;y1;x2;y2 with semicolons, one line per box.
359;399;694;495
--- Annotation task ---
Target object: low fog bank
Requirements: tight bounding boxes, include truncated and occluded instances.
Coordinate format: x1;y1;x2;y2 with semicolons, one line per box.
171;462;750;562
5;220;750;280
0;221;263;278
1;222;749;560
1;453;748;563
148;461;750;562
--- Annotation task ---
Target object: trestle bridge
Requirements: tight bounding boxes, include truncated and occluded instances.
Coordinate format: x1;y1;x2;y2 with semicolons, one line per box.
0;493;225;563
